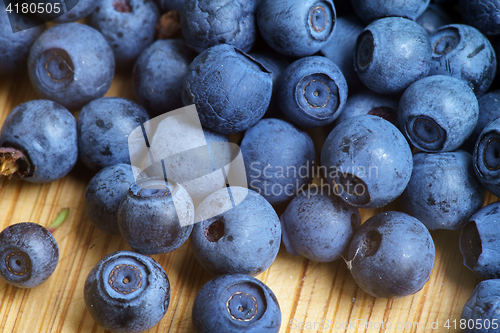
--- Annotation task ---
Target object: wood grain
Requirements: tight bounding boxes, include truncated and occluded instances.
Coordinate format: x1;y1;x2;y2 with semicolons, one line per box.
0;69;486;333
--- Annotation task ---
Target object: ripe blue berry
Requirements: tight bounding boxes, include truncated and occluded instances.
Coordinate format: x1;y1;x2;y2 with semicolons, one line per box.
354;17;432;94
191;187;281;276
0;223;59;288
0;100;77;183
460;201;500;280
347;211;435;299
118;177;194;255
278;56;348;128
429;24;496;96
27;23;115;110
257;0;336;57
321;115;412;209
182;44;272;134
77;97;149;171
84;250;170;333
192;274;281;333
280;187;360;262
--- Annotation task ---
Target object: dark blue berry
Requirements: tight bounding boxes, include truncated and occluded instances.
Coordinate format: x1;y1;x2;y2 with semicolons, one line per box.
0;100;77;183
84;250;170;333
460;202;500;280
133;39;196;117
280;187;360;262
241;118;315;205
0;222;59;288
461;279;500;333
278;56;348;128
77;97;149;171
321;115;413;209
182;44;272;134
192;274;281;333
347;211;435;299
257;0;336;57
473;117;500;197
463;90;500;152
429;24;496;96
191;187;281;276
85;163;143;235
354;17;432;94
459;0;500;36
118;177;194;255
87;0;160;66
400;151;485;230
27;23;115;110
398;75;479;152
180;0;257;53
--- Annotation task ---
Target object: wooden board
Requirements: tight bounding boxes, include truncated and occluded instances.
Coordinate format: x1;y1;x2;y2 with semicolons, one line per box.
0;70;488;333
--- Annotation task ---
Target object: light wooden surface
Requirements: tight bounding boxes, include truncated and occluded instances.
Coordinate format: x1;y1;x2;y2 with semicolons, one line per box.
0;69;490;333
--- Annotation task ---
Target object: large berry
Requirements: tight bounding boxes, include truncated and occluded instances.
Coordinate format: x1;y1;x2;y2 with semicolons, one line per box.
84;250;170;333
0;223;59;288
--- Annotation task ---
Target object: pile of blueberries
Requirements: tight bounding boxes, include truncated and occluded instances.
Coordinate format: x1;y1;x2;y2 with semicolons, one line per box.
1;0;500;331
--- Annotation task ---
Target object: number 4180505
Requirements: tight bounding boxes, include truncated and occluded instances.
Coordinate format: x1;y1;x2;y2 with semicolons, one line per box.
5;2;61;14
444;319;499;330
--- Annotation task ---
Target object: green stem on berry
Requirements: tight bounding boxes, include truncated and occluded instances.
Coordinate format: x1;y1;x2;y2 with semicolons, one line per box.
48;208;70;233
0;147;31;179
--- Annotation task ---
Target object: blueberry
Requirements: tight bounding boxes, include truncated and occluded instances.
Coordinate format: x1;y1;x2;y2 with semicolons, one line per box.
473;118;500;197
461;279;500;333
280;186;360;262
400;150;485;230
0;12;45;75
416;4;453;35
462;90;500;152
320;16;365;92
257;0;336;57
350;0;429;23
192;274;281;333
145;113;231;205
429;24;496;96
241;118;315;205
133;39;196;117
27;23;115;110
354;17;432;95
87;0;160;66
54;0;99;23
0;100;77;183
85;163;144;235
398;75;479;152
332;90;399;128
347;211;435;299
180;0;257;53
77;97;149;171
118;177;194;255
182;44;272;134
0;222;58;288
321;115;413;209
459;0;500;36
278;56;348;128
460;202;500;280
84;250;170;333
190;187;281;276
